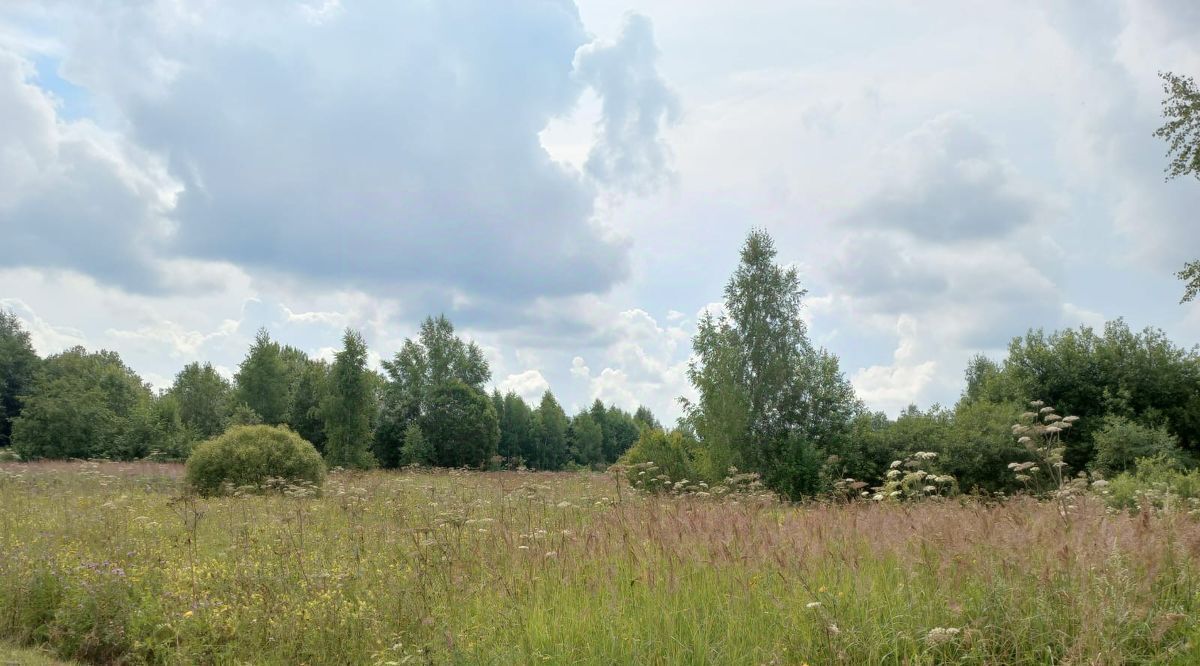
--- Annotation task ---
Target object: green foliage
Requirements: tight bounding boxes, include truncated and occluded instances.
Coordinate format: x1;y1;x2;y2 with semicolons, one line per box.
531;390;568;469
0;310;39;449
117;394;195;460
228;403;263;426
1156;71;1200;304
287;358;329;452
1102;453;1200;511
322;329;376;469
940;400;1026;492
684;230;859;498
421;380;499;468
398;422;432;466
11;347;151;460
633;405;660;431
1155;71;1200;183
568;412;604;467
969;320;1200;468
184;424;325;495
496;391;535;466
234;329;290;425
1091;415;1181;475
168;362;232;441
376;315;490;467
620;428;699;489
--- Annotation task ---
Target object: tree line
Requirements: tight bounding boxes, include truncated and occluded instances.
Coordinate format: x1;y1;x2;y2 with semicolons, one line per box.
7;227;1197;500
0;312;655;470
615;230;1200;499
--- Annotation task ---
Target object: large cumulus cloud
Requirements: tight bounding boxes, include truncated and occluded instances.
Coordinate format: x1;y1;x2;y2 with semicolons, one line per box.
0;1;677;302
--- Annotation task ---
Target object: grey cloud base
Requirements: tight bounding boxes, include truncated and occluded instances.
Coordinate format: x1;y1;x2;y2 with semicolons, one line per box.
1;1;677;302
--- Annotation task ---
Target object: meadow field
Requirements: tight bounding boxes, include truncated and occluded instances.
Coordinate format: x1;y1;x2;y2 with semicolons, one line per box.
0;462;1197;665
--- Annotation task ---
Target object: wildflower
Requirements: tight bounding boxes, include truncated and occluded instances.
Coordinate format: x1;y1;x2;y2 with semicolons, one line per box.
1062;415;1080;423
872;493;883;501
1045;426;1062;434
925;627;961;644
889;460;903;469
806;602;822;609
556;501;571;508
1091;479;1109;488
828;623;840;635
1018;436;1032;444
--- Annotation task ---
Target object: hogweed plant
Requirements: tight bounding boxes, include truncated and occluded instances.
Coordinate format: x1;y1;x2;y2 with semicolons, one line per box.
834;452;957;502
1009;401;1089;522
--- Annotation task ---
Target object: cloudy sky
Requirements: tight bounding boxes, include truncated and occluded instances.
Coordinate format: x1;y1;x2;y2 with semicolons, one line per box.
2;0;1199;422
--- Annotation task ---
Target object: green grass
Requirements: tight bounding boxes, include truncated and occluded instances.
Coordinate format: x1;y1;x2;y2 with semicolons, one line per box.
0;461;1198;664
0;641;76;665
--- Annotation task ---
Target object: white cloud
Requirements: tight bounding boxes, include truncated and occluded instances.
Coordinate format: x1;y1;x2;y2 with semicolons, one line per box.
498;369;551;403
851;315;937;414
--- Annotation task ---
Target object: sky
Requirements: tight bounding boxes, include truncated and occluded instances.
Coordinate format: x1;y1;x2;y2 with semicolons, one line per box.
1;0;1199;423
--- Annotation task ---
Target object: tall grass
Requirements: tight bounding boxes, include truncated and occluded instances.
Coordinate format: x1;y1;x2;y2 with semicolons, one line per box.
0;461;1197;664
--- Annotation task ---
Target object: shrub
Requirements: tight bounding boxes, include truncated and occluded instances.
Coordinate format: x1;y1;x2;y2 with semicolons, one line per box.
185;425;325;496
619;429;699;491
1101;453;1200;512
1091;415;1181;474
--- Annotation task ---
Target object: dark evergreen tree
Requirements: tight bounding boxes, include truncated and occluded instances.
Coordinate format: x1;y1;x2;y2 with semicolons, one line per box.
0;310;39;448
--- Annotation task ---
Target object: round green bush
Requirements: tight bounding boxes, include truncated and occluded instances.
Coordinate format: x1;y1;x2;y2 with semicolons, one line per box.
185;425;325;496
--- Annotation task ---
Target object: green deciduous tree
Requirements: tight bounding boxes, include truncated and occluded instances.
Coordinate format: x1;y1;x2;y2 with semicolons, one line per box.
496;391;536;467
633;405;661;431
0;310;39;448
288;359;329;453
683;229;860;497
568;412;604;467
532;390;569;470
11;347;151;460
421;380;499;468
323;329;376;469
399;422;433;466
235;329;290;425
1153;72;1200;302
375;315;491;467
968;320;1200;468
168;362;232;441
1156;72;1200;182
1092;415;1182;475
